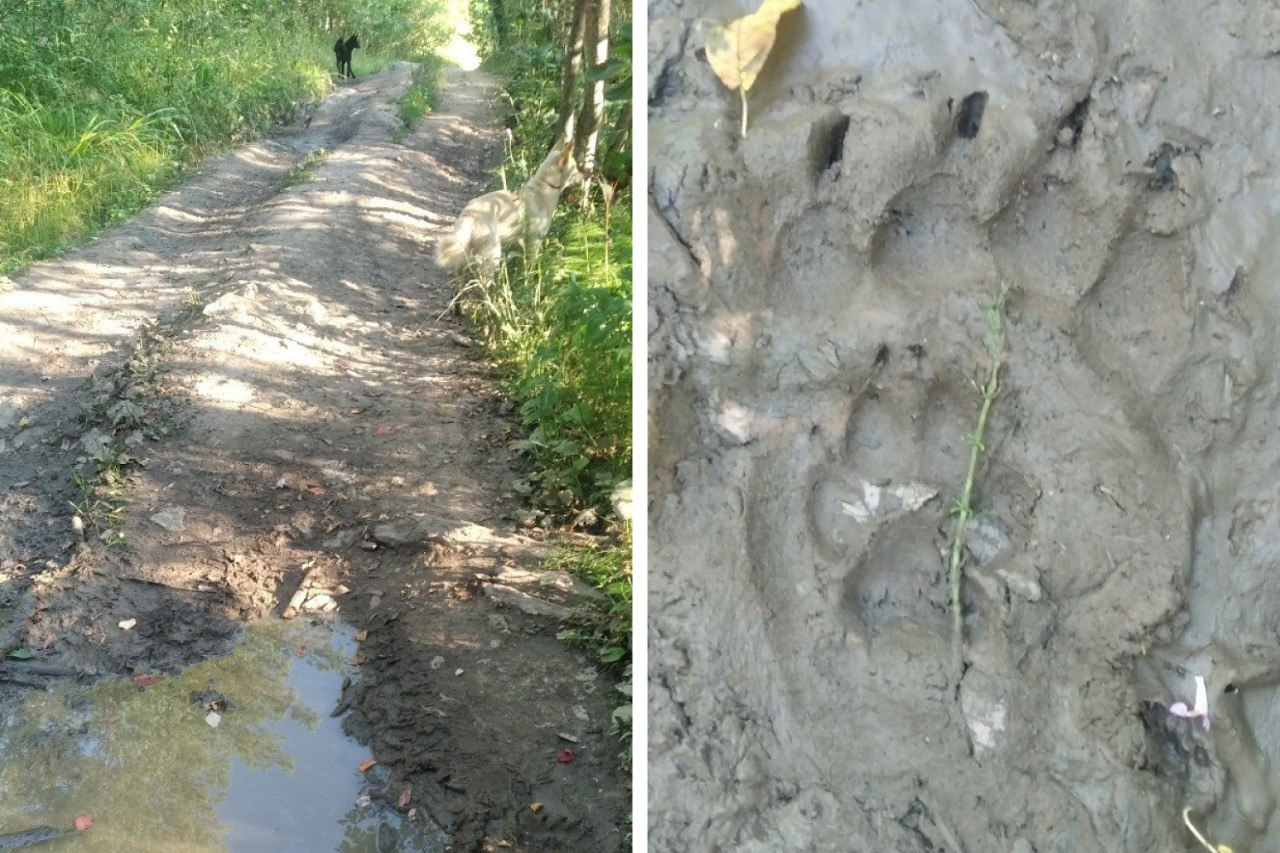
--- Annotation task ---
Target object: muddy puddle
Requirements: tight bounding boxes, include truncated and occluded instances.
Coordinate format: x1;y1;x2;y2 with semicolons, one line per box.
0;619;443;852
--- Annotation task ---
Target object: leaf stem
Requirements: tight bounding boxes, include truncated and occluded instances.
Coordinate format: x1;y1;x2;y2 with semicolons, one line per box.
948;283;1009;641
740;87;748;138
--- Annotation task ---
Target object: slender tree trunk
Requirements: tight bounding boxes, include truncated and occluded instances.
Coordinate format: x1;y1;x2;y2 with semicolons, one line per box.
554;0;589;146
601;100;631;189
490;0;508;46
573;0;610;175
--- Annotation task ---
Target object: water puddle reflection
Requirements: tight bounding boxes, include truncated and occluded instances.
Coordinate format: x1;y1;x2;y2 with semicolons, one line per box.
0;619;442;852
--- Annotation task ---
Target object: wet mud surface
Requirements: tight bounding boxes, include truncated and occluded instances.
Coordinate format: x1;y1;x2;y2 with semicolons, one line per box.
649;1;1280;849
0;65;626;851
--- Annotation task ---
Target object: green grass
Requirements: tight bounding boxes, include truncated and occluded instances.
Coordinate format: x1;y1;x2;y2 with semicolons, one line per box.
467;0;633;763
281;149;330;187
0;0;449;275
947;283;1010;643
398;57;445;127
465;0;632;523
550;542;632;670
548;539;633;764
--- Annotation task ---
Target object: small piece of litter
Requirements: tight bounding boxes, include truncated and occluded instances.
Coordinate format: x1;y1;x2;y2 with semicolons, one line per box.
1170;675;1211;731
357;758;377;772
74;814;93;832
557;732;581;744
355;794;372;808
205;711;222;728
397;789;412;809
530;803;544;813
118;619;137;631
455;668;464;677
555;748;576;763
134;673;164;687
150;505;187;533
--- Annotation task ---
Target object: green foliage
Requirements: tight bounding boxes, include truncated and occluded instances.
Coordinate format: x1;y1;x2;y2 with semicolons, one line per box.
398;56;444;128
549;539;632;765
0;0;449;274
464;0;632;520
549;542;632;671
471;0;631;186
281;148;330;187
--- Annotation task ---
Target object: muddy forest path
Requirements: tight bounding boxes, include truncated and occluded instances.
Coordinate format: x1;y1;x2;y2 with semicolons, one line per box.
0;64;626;851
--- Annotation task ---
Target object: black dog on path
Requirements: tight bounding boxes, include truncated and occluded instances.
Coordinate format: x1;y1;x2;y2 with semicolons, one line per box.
334;34;360;79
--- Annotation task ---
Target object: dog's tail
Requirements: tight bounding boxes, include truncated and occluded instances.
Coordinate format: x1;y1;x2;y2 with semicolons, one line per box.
434;215;474;271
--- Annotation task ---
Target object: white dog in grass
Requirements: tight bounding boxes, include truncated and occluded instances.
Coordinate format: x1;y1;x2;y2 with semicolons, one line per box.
435;142;582;291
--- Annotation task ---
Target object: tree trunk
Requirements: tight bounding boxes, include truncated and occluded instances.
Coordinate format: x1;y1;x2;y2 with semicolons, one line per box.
602;100;631;189
554;0;589;146
490;0;509;46
573;0;610;175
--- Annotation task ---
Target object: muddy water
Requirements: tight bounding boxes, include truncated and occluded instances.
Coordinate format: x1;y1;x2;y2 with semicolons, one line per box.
0;620;442;852
651;0;1280;849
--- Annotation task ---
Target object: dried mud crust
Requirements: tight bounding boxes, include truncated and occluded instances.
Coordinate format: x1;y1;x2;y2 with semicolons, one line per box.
0;65;626;851
651;1;1280;851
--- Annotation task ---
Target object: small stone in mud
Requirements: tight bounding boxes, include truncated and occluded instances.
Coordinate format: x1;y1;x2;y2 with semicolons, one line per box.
966;521;1011;564
955;91;989;139
1147;143;1178;190
150;505;187;533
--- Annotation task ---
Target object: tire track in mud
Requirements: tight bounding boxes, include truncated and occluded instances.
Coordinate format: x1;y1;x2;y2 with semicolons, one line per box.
0;65;627;851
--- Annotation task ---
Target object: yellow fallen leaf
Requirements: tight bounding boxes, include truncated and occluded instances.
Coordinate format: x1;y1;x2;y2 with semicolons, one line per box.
705;0;803;137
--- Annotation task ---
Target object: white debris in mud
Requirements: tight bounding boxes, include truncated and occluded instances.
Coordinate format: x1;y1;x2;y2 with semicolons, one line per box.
205;711;221;728
149;505;187;533
967;521;1011;564
713;399;753;444
960;671;1008;754
996;566;1043;602
840;481;938;523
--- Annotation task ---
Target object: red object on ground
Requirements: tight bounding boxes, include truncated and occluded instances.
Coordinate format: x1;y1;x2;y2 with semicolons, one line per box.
556;748;576;763
74;814;93;832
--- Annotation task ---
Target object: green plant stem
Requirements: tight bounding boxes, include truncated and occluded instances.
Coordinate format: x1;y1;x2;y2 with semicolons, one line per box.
948;287;1008;641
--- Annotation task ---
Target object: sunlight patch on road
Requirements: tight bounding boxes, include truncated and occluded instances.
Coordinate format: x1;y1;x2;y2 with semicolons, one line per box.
194;375;257;405
440;0;481;71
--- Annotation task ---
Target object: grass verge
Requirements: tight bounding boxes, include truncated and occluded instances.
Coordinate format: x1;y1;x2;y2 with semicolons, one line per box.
547;538;633;764
0;0;450;275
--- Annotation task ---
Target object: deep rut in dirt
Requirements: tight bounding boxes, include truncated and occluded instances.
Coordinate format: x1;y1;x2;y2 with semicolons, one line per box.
0;64;626;851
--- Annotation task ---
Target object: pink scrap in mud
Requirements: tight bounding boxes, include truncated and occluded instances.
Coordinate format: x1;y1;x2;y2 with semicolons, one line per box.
1169;675;1211;731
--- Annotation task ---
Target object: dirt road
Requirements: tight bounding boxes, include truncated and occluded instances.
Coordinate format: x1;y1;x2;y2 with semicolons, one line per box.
0;64;626;851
